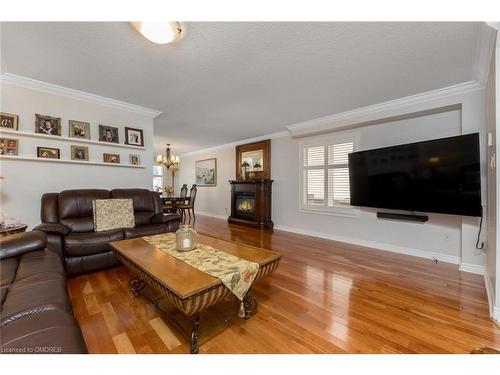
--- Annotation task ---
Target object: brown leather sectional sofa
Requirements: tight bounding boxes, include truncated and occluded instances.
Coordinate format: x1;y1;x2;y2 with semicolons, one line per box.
35;189;180;276
0;188;181;353
0;231;87;353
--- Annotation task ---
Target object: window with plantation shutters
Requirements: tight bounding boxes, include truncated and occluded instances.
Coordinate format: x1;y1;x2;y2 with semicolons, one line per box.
300;134;357;215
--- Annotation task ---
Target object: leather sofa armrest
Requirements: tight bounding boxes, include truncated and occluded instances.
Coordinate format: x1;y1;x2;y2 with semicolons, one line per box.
0;231;48;260
151;213;180;225
33;223;70;236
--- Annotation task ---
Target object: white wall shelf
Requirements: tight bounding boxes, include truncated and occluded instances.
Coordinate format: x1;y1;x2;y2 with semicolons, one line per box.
0;128;145;150
0;154;145;168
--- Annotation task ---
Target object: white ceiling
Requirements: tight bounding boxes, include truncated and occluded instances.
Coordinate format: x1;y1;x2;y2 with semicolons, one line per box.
0;22;483;154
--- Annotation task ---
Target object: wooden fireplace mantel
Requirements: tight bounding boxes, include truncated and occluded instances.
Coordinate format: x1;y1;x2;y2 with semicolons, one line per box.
228;179;273;229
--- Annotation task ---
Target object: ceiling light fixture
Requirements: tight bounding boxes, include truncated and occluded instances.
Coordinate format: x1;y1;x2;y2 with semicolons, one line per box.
131;22;183;44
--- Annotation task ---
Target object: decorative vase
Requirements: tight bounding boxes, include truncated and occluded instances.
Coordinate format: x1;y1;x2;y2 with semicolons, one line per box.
175;225;198;252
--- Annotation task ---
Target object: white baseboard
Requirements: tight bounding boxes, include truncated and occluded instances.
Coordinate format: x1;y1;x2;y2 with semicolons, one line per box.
273;224;460;265
484;272;495;317
195;214;479;271
195;211;228;220
494;306;500;322
458;262;486;275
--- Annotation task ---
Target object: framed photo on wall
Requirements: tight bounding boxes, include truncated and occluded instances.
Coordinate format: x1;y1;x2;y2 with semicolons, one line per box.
35;114;61;136
69;120;90;139
195;158;217;187
129;154;141;165
0;138;19;155
99;125;119;143
103;153;120;164
0;112;19;130
124;127;144;147
37;146;60;159
71;145;89;161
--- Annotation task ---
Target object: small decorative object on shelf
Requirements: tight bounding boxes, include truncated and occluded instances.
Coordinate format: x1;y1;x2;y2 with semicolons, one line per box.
99;124;119;143
0;138;19;155
103;153;120;163
241;161;250;180
35;114;61;136
37;146;60;159
71;145;89;161
0;112;19;130
68;120;90;139
175;225;198;252
125;127;144;147
129;154;141;165
164;185;174;197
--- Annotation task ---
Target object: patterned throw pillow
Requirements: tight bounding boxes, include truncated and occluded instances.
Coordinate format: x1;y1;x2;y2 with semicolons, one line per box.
92;199;135;232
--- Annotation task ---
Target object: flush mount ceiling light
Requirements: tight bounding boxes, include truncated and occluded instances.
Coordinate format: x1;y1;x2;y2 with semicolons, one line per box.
131;22;183;44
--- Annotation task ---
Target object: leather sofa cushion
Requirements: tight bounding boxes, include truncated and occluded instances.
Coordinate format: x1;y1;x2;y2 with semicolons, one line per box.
111;189;156;212
1;250;70;319
1;258;18;305
63;229;123;257
123;223;174;239
0;231;47;260
65;250;121;276
60;216;95;233
134;211;154;226
0;308;87;354
58;189;110;231
40;192;59;224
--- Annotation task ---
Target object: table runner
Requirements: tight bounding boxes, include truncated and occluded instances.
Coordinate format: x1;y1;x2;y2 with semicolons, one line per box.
142;233;259;300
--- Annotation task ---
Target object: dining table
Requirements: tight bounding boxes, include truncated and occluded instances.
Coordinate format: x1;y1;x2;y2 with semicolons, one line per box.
161;196;188;212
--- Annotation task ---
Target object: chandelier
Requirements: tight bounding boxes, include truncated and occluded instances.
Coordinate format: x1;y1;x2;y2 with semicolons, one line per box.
156;144;179;170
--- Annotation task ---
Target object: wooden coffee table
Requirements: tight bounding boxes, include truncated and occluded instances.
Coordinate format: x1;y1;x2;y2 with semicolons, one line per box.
109;233;281;353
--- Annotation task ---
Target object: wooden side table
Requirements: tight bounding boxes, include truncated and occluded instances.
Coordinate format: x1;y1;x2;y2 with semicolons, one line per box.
0;224;28;237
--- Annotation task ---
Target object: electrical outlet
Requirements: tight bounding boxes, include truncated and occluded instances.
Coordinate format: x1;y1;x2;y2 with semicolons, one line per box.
443;232;450;242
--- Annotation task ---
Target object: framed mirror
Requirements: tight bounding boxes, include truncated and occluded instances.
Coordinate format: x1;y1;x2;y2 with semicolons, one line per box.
235;139;271;180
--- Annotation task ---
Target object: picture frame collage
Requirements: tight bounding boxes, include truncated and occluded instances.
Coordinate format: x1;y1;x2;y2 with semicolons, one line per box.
0;112;145;166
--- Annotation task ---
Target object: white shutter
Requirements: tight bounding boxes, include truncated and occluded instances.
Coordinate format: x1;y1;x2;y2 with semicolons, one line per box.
328;142;353;165
305;146;325;166
328;168;350;206
302;138;354;211
306;169;325;205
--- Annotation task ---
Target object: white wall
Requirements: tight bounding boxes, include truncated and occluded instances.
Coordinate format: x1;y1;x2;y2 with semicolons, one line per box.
495;33;500;320
176;147;235;217
272;110;463;263
177;88;488;268
486;45;497;311
0;82;155;229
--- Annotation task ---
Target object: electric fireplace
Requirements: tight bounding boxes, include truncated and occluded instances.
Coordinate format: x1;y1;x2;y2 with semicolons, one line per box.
235;192;256;220
228;179;273;229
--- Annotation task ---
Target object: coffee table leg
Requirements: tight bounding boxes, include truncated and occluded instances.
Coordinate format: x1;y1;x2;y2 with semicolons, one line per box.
243;292;257;320
190;313;200;354
129;278;146;297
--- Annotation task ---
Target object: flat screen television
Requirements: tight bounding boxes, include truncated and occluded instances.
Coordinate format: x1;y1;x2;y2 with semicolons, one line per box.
348;133;481;217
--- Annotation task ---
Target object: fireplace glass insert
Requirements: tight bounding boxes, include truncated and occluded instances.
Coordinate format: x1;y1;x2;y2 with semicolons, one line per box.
235;192;256;220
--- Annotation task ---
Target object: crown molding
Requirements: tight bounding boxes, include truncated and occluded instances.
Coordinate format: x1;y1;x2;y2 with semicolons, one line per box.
178;130;289;158
286;80;484;138
0;73;162;119
474;22;497;85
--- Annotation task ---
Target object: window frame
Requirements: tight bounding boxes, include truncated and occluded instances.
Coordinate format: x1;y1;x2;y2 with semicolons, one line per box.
153;165;164;192
299;131;360;218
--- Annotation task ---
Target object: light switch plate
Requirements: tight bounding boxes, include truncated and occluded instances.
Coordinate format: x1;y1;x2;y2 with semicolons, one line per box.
488;132;494;147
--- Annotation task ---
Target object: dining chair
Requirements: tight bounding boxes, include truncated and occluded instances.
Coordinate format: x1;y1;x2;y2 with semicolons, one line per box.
180;184;188;199
177;184;197;223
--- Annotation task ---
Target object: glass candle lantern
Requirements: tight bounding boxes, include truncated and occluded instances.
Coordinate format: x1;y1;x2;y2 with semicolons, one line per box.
175;225;198;252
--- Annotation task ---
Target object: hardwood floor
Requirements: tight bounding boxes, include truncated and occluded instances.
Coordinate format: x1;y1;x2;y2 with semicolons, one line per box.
67;215;500;354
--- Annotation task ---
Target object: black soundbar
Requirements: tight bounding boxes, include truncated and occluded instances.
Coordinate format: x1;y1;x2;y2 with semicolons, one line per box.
376;212;428;223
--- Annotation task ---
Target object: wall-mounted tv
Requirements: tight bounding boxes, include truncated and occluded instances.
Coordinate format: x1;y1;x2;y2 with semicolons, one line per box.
348;133;481;217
